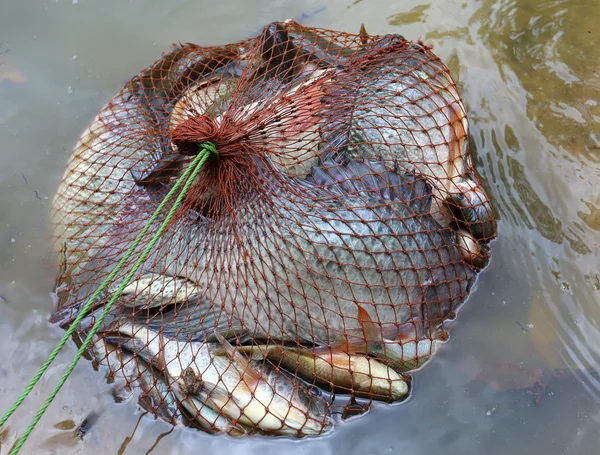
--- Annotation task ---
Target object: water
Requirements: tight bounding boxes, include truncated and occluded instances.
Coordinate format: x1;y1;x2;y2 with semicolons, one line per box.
1;0;599;453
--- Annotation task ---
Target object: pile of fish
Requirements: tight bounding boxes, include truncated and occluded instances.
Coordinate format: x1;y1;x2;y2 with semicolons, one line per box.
50;21;497;437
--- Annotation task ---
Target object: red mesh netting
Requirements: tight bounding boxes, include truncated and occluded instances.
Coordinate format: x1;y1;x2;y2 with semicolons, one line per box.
50;21;497;436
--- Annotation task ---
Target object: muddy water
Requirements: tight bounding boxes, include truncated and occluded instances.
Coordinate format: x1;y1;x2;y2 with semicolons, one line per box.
0;0;598;453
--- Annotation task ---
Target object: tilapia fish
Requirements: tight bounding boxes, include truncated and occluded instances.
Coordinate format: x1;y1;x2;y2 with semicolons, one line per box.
52;25;477;366
107;321;332;436
82;157;473;351
316;33;497;244
51;43;245;276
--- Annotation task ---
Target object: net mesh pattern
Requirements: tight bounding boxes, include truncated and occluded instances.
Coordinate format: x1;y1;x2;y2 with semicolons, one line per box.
50;21;497;437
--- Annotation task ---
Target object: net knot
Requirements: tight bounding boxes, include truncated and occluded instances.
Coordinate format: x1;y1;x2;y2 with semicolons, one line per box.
171;114;221;157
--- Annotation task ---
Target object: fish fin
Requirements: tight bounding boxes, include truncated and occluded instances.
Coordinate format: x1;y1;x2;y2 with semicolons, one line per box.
260;22;303;83
396;322;418;341
445;101;468;181
357;305;381;344
357;305;400;346
201;383;232;405
318;121;352;163
312;343;337;357
213;330;263;391
131;148;184;186
381;325;401;341
222;345;268;361
359;24;369;45
326;335;366;355
314;158;432;213
334;337;355;353
211;346;227;357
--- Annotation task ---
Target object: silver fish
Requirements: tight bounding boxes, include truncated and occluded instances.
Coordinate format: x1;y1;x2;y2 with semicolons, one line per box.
91;336;182;423
319;36;496;247
109;321;332;436
80;157;473;349
109;272;202;310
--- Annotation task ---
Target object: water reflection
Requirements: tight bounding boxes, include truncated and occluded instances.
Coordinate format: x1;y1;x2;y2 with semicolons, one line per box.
476;0;600;166
387;4;431;26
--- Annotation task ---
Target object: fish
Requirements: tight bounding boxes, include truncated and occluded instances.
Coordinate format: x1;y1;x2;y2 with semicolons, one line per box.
67;156;473;352
255;22;307;84
169;75;239;134
109;271;203;310
91;336;182;424
219;67;332;178
51;43;247;279
49;262;205;328
106;321;332;436
229;343;409;402
335;305;438;373
317;35;497;254
281;20;373;68
52;26;476;349
455;228;488;270
129;47;242;186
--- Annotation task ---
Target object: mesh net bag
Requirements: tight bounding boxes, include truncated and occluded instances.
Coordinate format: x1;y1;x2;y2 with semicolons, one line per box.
50;21;497;436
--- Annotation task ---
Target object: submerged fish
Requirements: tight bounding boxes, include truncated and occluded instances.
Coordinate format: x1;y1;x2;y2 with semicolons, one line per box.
108;322;332;436
231;343;409;401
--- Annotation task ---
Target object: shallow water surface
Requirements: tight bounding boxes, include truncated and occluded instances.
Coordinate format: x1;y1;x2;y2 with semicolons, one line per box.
1;0;599;454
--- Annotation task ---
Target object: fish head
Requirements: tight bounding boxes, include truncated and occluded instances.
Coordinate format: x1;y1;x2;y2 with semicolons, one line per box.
290;377;333;432
445;179;497;240
214;335;332;435
258;363;333;435
455;229;489;269
390;378;410;401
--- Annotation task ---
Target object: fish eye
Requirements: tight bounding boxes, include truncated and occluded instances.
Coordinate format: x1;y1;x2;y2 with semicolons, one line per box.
308;386;321;397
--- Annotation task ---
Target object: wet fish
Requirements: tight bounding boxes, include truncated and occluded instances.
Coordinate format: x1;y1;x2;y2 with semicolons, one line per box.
129;47;242;186
108;322;332;436
217;67;333;178
75;156;473;353
336;305;437;373
281;20;372;67
51;44;247;277
231;344;409;401
49;262;204;328
318;35;496;250
53;27;476;353
256;22;306;83
92;336;182;423
455;228;488;270
109;272;202;310
169;75;239;133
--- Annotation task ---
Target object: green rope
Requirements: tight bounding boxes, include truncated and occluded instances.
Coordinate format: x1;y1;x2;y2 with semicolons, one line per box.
1;142;216;454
